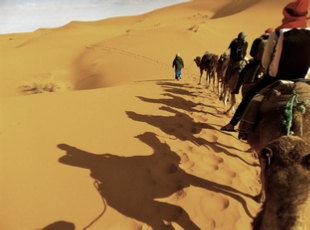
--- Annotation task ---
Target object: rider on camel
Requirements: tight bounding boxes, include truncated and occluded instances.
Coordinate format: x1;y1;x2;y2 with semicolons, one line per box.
232;28;273;96
220;0;310;133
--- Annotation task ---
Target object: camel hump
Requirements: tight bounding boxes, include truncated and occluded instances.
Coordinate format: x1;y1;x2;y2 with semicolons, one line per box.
202;52;214;60
239;80;310;136
260;80;310;113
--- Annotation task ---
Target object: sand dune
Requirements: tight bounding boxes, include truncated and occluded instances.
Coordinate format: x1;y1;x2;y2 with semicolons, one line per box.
1;0;310;229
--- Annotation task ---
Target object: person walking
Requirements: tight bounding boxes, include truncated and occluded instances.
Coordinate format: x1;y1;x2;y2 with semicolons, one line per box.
172;53;184;80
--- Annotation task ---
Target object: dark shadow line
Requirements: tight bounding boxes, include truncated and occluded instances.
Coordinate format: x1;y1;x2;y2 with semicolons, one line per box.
83;180;107;230
135;78;176;82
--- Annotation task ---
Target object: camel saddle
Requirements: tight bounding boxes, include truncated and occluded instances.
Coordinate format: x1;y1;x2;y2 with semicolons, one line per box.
239;79;310;139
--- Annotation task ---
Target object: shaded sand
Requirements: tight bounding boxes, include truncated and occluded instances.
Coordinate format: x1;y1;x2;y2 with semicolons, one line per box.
1;0;310;229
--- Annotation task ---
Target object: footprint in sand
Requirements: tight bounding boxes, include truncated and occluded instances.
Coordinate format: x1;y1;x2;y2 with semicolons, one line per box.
199;129;218;140
191;127;199;134
152;180;184;198
194;105;206;112
213;167;237;185
179;152;195;170
202;154;223;165
201;193;230;213
195;154;223;173
174;188;187;199
157;161;178;174
193;113;209;122
179;152;190;164
180;160;195;170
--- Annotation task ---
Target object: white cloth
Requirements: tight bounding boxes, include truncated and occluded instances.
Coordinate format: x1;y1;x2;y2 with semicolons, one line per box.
262;27;310;78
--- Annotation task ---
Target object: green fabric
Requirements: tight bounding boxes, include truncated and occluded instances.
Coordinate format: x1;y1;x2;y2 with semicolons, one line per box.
172;56;184;69
283;90;309;136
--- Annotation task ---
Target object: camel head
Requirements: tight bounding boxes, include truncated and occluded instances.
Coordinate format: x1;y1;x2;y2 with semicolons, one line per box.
194;56;201;67
212;54;219;68
253;135;310;230
260;135;310;170
219;52;229;62
213;54;219;62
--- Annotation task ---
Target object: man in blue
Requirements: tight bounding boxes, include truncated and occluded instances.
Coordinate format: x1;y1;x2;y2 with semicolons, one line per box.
172;53;184;80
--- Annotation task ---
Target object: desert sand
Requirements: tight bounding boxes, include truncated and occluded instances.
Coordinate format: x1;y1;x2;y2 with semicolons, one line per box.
1;0;310;229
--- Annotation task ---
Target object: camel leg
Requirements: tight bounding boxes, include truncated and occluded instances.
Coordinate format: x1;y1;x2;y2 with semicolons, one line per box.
221;88;226;105
205;72;210;89
219;81;225;100
212;72;216;93
231;94;236;112
198;73;202;85
219;86;224;101
222;86;229;106
217;80;222;96
223;89;228;106
225;93;236;114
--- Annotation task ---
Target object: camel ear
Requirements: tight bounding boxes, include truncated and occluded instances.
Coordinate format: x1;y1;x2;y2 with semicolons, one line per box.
261;147;273;165
303;154;310;170
261;147;273;157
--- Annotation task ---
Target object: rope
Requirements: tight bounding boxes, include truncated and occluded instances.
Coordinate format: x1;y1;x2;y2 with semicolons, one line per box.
83;180;107;230
184;60;195;69
283;89;309;136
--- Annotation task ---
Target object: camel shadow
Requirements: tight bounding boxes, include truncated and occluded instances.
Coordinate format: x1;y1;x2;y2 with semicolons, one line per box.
157;82;205;96
58;132;254;230
127;106;212;144
137;94;205;113
40;221;75;230
137;93;224;118
126;106;253;166
156;82;227;118
161;87;202;97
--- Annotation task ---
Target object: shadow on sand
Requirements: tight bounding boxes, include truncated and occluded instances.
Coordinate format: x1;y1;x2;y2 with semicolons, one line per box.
58;132;255;230
126;106;255;166
132;81;257;166
40;221;75;230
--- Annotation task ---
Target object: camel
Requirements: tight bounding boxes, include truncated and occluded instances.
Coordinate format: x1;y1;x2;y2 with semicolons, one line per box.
217;52;230;102
240;61;265;99
242;81;310;229
218;53;248;114
194;52;219;93
251;136;310;230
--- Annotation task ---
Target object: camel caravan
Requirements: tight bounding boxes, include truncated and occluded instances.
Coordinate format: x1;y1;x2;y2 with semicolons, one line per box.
194;26;310;229
194;51;249;113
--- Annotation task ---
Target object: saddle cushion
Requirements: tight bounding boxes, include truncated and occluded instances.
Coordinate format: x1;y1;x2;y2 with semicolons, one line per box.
260;80;310;113
239;80;310;135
